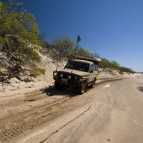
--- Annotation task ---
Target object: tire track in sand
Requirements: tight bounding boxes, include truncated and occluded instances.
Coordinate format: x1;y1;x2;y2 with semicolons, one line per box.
0;96;77;142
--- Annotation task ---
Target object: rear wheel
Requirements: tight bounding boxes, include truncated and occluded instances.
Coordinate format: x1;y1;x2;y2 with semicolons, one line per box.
91;79;96;88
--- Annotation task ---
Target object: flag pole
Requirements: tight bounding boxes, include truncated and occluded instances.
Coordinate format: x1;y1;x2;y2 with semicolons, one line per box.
75;40;77;56
75;35;81;55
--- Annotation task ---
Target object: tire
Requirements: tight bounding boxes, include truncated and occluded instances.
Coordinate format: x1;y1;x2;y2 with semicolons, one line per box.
77;83;86;94
91;79;96;88
54;81;62;90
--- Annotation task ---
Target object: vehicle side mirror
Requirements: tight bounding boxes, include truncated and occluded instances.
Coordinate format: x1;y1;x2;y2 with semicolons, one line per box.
90;70;93;73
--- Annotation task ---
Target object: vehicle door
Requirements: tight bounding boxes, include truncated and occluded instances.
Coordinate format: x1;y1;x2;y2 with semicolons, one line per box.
89;63;98;82
89;64;94;83
93;62;99;76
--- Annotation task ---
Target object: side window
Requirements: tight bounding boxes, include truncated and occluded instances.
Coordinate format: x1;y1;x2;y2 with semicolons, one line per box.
94;63;98;71
89;64;94;71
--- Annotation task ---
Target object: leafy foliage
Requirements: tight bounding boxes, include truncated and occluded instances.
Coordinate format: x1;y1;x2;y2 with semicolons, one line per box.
0;0;44;82
99;58;134;73
49;34;75;62
49;34;134;73
110;61;120;70
48;35;94;64
99;58;111;68
76;47;94;57
119;66;134;73
30;68;45;78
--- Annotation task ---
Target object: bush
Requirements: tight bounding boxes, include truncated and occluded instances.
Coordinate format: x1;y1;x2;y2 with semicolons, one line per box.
30;68;45;78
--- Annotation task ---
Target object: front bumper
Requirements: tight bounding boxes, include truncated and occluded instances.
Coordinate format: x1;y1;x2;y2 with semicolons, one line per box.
53;77;82;86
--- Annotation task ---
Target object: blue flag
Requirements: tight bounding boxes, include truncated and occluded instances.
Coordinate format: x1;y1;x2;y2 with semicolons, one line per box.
77;35;81;43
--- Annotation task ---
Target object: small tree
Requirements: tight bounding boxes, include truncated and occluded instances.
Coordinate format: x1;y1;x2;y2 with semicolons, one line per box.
76;47;94;57
0;0;44;82
51;34;75;62
119;66;134;73
99;58;111;68
110;61;120;70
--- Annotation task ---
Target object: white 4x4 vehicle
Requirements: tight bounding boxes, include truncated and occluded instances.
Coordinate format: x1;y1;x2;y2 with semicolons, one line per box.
53;55;101;94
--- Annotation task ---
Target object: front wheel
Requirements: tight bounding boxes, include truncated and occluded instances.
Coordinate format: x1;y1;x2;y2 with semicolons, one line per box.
77;83;86;94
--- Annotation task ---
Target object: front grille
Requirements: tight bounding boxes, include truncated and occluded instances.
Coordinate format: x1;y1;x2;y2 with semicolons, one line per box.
63;73;73;79
58;72;78;81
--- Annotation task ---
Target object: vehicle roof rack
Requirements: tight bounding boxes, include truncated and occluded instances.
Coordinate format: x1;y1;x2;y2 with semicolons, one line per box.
75;55;101;62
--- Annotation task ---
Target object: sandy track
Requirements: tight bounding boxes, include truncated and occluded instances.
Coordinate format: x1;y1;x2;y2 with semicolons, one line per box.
0;79;121;143
42;78;143;143
0;78;143;143
0;89;79;143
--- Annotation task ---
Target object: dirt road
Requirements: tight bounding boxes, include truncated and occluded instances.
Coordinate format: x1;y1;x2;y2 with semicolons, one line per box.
0;78;143;143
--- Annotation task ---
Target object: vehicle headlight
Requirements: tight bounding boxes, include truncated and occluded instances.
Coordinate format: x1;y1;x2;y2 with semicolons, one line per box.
53;71;58;76
68;75;71;79
74;76;82;81
60;73;63;77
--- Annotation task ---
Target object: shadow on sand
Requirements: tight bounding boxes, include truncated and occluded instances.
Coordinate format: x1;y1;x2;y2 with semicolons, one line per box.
42;85;77;97
137;86;143;93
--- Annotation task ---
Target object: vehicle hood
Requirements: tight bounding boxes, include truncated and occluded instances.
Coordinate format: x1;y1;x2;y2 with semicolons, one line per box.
58;68;89;76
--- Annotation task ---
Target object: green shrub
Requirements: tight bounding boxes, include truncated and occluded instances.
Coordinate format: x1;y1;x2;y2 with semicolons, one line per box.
31;68;45;78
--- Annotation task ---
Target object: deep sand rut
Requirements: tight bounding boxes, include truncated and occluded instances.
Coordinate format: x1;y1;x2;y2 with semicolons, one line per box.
0;89;79;143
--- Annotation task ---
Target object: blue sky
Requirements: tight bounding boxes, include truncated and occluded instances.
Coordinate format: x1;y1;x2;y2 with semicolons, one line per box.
2;0;143;72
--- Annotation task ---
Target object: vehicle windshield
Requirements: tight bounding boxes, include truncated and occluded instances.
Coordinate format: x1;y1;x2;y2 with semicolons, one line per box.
65;61;89;72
